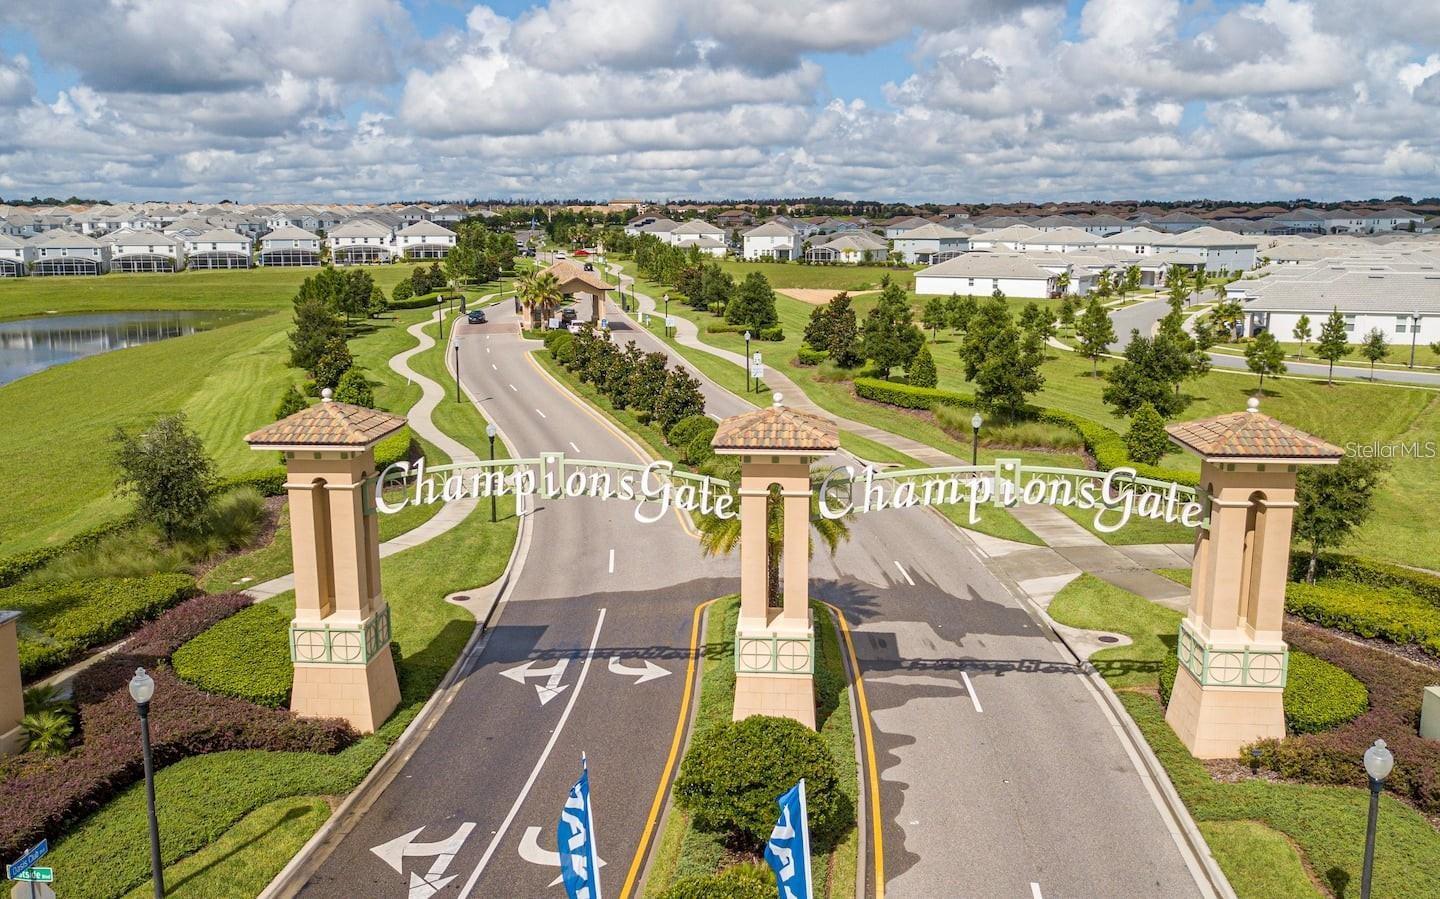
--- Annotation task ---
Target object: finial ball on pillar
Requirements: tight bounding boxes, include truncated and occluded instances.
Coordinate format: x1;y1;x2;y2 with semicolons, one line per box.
321;387;334;403
1246;396;1260;413
772;392;783;407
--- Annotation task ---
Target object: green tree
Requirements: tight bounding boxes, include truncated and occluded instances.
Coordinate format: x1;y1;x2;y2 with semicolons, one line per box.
655;367;706;434
1431;341;1440;367
1057;291;1078;326
391;278;414;303
624;351;669;420
1360;327;1389;378
803;295;836;351
313;337;354;390
1102;331;1189;417
921;296;949;338
333;368;375;406
1075;297;1117;376
1121;264;1142;298
368;284;387;318
1292;314;1312;357
1295;455;1386;582
1211;299;1244;339
908;343;937;387
725;272;779;329
1124;402;1170;465
947;293;978;334
1019;302;1056;343
288;296;342;372
1315;307;1351;384
826;294;863;367
860;283;924;379
1245;331;1287;392
274;384;307;420
963;299;1043;417
110;412;216;541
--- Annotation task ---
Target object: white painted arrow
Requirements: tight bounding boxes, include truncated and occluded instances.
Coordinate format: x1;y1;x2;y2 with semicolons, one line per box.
607;656;671;685
371;822;476;899
518;825;608;888
501;658;570;705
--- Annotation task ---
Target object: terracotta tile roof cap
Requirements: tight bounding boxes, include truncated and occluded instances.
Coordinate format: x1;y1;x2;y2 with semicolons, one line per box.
712;394;840;452
1166;398;1342;460
246;390;407;448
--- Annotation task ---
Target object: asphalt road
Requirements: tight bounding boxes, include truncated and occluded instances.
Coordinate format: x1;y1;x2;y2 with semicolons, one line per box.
296;294;1208;898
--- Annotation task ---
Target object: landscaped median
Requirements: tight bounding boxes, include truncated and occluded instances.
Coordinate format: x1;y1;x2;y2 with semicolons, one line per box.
642;596;861;899
1048;574;1440;898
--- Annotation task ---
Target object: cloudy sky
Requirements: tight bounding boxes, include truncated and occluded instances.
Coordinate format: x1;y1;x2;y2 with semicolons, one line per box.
1;0;1437;204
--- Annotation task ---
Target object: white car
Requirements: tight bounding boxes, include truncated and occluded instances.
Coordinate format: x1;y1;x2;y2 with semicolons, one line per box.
553;251;567;259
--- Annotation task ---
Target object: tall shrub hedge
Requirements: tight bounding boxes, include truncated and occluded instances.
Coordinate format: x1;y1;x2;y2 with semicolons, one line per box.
173;603;294;708
1159;646;1368;735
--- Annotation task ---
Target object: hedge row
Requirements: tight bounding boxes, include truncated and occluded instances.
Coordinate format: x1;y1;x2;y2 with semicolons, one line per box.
0;518;136;588
705;323;785;341
0;593;354;857
1285;580;1440;658
5;574;198;679
215;428;411;499
1290;553;1440;608
173;603;294;708
796;346;828;366
1253;620;1440;815
1159;646;1368;735
386;294;442;310
851;376;1198;486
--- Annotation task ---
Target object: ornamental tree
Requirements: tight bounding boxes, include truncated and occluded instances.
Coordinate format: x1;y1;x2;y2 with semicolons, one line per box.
922;296;949;338
725;272;778;329
1295;454;1386;582
1315;307;1351;385
1361;327;1390;378
907;343;937;388
947;293;978;334
312;337;353;390
110;413;217;541
1102;330;1189;417
1292;314;1312;357
1124;402;1170;465
860;282;923;379
333;368;375;407
1075;297;1116;377
1245;331;1287;392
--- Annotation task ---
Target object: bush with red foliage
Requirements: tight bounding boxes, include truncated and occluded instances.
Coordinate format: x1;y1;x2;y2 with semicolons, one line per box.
1252;620;1440;814
0;593;354;857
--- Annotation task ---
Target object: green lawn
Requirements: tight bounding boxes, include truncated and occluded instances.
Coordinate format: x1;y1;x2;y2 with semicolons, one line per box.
1047;575;1440;899
43;302;520;898
713;259;916;292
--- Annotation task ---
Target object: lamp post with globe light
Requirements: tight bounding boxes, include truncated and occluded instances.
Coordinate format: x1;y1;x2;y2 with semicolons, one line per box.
486;423;498;523
971;412;983;466
663;294;671;337
1361;738;1394;899
744;331;752;393
129;667;164;898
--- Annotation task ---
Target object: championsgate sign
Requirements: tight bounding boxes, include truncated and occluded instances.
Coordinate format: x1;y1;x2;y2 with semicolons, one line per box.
374;452;1204;533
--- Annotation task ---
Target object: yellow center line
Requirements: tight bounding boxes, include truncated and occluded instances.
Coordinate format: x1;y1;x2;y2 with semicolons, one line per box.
522;348;701;539
620;597;716;898
827;601;885;899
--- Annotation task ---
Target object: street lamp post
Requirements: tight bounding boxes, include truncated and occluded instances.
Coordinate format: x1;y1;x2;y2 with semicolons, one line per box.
453;339;461;404
744;331;752;393
663;293;670;336
1409;313;1420;368
486;423;498;523
970;412;983;466
129;668;165;898
1361;738;1394;899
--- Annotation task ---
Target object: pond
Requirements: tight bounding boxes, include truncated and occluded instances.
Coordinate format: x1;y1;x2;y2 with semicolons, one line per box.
0;310;255;386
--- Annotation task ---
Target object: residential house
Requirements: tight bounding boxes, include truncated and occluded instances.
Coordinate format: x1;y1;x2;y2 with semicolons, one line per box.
1096;226;1165;255
670;220;728;252
892;223;969;264
104;229;186;272
914;252;1058;298
29;230;106;276
1021;227;1100;253
882;216;933;239
741;222;802;261
184;229;252;269
394;220;457;259
805;231;888;263
328;218;396;264
259;225;323;266
1236;271;1440;344
0;233;32;276
1151;227;1260;272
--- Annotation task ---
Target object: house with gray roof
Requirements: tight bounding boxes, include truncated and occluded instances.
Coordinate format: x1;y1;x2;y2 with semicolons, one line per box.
742;221;802;261
328;218;396;265
915;252;1058;298
892;223;969;264
30;230;106;276
0;233;32;276
184;229;252;269
104;229;185;272
394;220;457;259
259;225;323;266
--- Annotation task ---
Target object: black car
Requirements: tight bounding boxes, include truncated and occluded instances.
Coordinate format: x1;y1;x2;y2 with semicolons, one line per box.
467;309;487;324
557;307;577;323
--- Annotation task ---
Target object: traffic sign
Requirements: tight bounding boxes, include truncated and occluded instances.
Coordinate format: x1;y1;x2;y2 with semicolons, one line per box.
665;315;676;329
10;884;54;899
6;840;46;880
10;869;50;883
751;361;765;379
752;351;762;364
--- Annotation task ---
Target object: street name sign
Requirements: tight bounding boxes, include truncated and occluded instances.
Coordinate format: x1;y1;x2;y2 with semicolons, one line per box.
5;841;46;880
10;869;51;883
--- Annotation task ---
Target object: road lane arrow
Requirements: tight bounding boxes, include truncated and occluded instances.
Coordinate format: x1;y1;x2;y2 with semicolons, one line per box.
370;821;477;895
500;659;571;705
518;825;608;888
607;657;671;684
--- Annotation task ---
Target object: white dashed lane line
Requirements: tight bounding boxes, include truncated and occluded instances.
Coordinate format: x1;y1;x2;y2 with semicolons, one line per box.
535;408;547;419
608;548;615;574
893;560;916;586
569;441;580;452
961;671;984;713
1030;883;1043;899
508;383;517;392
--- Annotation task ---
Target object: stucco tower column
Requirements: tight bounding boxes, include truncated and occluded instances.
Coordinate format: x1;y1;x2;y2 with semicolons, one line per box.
245;389;405;734
1164;398;1341;758
0;611;22;755
712;394;840;729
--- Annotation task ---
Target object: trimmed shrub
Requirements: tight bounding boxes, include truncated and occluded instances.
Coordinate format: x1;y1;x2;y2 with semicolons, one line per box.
1161;646;1367;735
684;430;717;467
657;864;774;899
0;595;352;857
0;519;137;588
173;603;293;708
3;575;197;679
674;715;847;852
219;467;287;497
758;325;785;342
1285;580;1440;657
666;415;715;451
386;293;440;310
796;346;828;366
333;368;375;407
374;426;414;469
1291;553;1440;606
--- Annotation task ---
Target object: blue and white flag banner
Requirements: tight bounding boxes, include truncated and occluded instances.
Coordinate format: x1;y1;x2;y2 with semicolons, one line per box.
558;755;602;899
764;779;814;899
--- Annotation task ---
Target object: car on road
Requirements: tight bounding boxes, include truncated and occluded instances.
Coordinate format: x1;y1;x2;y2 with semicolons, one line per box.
553;251;567;259
466;309;487;324
557;307;577;323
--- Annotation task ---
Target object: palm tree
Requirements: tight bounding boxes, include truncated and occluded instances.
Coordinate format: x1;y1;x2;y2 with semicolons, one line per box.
531;271;563;326
1054;271;1070;299
1192;267;1209;300
515;269;538;323
697;474;851;607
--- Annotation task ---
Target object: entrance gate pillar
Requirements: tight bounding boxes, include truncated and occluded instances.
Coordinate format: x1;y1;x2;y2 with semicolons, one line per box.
245;390;404;734
1164;398;1341;758
0;611;21;755
712;394;840;729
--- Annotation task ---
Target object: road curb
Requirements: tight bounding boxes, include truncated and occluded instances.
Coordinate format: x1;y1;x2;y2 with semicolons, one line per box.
950;512;1236;899
258;309;534;899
